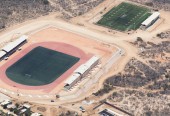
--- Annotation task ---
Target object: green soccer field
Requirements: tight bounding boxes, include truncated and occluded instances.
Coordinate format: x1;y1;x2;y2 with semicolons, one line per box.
6;46;80;86
97;2;151;31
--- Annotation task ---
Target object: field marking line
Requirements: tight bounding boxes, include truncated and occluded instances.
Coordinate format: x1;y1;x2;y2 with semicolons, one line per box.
28;95;33;97
37;95;42;98
43;95;50;98
20;93;24;96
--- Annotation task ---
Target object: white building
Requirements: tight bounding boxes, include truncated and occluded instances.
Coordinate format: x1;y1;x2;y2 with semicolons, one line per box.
74;64;89;77
64;73;81;89
141;12;160;29
0;51;6;61
7;104;16;110
23;104;31;109
74;56;100;77
84;56;99;69
2;35;27;54
99;109;123;116
1;99;12;106
19;108;27;115
65;56;100;90
31;113;42;116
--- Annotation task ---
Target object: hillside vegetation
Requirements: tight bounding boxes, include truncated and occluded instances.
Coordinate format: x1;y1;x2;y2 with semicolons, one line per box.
95;38;170;115
129;0;170;10
0;0;103;30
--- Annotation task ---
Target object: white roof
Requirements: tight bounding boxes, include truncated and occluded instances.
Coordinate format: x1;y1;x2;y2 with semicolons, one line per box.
65;73;80;85
7;104;16;109
20;108;27;113
84;56;99;68
23;104;31;109
15;35;28;44
105;109;123;116
31;113;41;116
0;51;6;58
2;35;27;52
2;42;15;53
74;64;89;75
142;12;160;26
1;99;11;105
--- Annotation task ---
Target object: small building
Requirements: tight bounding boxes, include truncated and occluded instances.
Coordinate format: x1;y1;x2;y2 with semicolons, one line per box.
2;35;28;55
31;113;42;116
19;108;27;115
141;12;160;29
15;104;31;116
7;104;16;111
99;109;115;116
0;51;6;61
99;109;122;116
64;73;81;89
1;99;12;108
23;104;31;109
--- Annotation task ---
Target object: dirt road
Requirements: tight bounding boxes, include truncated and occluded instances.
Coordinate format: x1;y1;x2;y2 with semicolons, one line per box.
0;0;170;106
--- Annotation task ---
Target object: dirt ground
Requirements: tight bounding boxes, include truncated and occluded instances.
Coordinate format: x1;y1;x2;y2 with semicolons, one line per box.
0;27;117;96
0;0;169;115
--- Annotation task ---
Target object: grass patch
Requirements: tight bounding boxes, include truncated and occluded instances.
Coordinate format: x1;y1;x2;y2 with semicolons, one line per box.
6;46;80;86
97;2;151;31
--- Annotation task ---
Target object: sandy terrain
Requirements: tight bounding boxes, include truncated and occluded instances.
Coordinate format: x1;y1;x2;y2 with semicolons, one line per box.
0;27;117;98
0;0;169;115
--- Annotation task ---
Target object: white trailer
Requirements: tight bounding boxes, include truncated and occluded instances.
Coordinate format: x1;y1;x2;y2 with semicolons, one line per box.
141;12;160;29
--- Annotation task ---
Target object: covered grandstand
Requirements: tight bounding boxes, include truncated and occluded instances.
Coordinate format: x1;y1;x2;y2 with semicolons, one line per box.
74;64;90;77
2;35;28;54
64;73;81;89
141;12;160;29
0;51;6;61
84;56;99;69
74;56;99;77
65;56;100;90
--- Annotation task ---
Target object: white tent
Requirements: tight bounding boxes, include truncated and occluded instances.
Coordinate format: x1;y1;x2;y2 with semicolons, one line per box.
2;35;27;53
141;12;160;27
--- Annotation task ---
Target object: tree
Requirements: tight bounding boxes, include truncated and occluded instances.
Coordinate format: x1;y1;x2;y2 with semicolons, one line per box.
165;74;170;78
145;111;153;116
137;37;143;42
56;94;60;99
145;2;154;6
43;0;49;5
15;103;19;108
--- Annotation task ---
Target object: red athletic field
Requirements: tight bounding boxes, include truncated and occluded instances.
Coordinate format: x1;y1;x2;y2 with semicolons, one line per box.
0;42;92;92
0;27;116;95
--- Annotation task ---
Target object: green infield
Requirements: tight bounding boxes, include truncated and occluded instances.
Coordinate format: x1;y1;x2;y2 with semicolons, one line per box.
6;46;80;86
97;2;151;31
